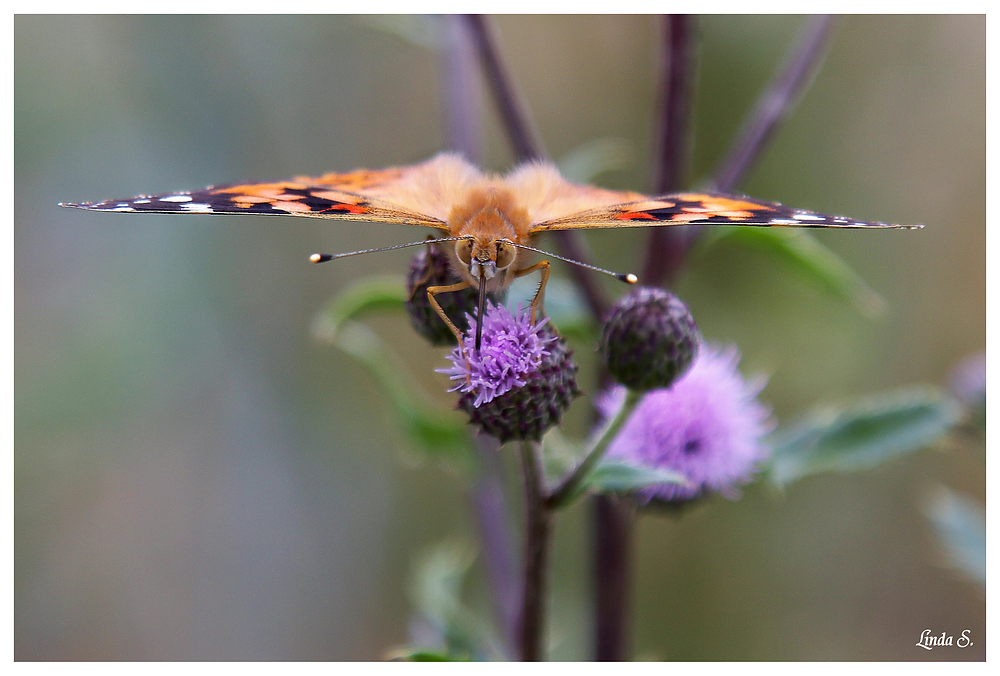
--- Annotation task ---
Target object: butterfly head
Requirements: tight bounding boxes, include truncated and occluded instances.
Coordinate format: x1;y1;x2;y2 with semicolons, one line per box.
453;235;519;352
454;235;517;289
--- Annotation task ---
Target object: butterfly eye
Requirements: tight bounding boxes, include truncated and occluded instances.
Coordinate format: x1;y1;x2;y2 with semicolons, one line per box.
496;240;516;269
456;237;474;265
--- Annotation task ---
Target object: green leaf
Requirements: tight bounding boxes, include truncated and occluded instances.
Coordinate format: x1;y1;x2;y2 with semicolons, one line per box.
409;541;504;661
504;275;594;339
584;460;688;494
310;275;407;344
356;15;444;50
923;486;986;587
332;321;472;468
699;227;885;317
557;137;634;184
769;387;962;486
396;649;469;662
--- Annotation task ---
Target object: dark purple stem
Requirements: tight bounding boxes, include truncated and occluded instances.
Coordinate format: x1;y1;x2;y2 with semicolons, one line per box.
442;15;485;165
712;15;837;193
462;14;546;162
594;496;633;661
469;435;520;654
518;441;550;661
463;14;609;321
642;16;697;296
593;16;697;662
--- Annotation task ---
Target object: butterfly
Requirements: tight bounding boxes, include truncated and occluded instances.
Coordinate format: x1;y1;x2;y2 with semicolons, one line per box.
61;152;921;350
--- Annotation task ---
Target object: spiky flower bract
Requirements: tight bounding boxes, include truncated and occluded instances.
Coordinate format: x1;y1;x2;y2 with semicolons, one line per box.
598;345;773;503
438;302;580;443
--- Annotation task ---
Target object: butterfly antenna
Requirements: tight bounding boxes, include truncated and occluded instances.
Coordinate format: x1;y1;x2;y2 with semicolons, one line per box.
310;237;466;263
510;242;638;284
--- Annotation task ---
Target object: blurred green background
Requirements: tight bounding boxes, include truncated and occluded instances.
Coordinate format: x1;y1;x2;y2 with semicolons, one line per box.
15;15;984;660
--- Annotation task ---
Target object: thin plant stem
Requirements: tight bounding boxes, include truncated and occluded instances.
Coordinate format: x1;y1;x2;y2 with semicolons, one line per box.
642;14;697;288
462;14;609;321
548;390;642;510
712;15;837;193
518;440;550;661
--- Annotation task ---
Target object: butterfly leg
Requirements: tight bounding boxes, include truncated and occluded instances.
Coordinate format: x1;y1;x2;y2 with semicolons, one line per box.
427;281;473;345
407;238;445;301
513;260;551;324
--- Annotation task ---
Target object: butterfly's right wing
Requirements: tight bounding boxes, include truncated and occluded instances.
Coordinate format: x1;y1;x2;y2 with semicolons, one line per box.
59;153;487;230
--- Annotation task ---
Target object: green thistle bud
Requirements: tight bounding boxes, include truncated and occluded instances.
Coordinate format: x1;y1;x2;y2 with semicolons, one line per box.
600;287;700;391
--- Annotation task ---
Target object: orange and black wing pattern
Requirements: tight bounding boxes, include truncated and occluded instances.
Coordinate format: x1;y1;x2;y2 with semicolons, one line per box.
531;192;921;233
60;171;447;229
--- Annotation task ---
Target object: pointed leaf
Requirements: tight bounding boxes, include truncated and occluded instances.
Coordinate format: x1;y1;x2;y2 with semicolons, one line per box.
700;227;885;317
769;387;962;486
333;322;472;468
584;460;688;495
924;486;986;586
409;541;504;661
311;275;407;344
356;15;444;50
557;137;634;184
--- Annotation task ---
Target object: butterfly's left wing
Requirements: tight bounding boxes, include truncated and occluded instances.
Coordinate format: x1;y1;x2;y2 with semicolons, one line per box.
529;191;921;233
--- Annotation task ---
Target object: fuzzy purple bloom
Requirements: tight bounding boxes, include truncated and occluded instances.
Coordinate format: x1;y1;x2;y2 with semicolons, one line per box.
438;302;557;408
598;345;774;502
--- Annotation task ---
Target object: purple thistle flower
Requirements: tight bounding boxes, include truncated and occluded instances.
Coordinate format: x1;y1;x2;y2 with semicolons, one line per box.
598;345;774;503
438;302;557;408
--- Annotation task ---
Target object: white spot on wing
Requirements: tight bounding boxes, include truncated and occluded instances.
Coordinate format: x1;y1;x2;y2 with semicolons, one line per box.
181;203;212;212
134;199;151;204
793;213;824;221
770;219;799;225
110;206;135;212
161;194;193;203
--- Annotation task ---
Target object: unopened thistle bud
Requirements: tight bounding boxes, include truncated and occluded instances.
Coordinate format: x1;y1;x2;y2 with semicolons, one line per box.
600;287;700;391
438;303;581;443
405;245;480;346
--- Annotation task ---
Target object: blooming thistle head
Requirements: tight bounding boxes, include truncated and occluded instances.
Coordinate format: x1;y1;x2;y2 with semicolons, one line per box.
598;345;774;504
438;302;580;443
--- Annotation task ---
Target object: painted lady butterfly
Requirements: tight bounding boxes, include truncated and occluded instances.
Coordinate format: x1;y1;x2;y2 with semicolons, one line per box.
62;153;920;348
